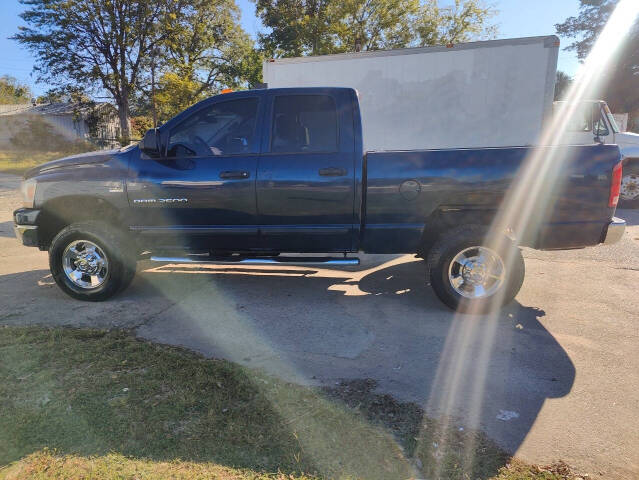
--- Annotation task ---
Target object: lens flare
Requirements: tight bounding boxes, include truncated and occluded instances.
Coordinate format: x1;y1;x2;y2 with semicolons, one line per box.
129;2;639;476
140;255;421;477
424;0;639;476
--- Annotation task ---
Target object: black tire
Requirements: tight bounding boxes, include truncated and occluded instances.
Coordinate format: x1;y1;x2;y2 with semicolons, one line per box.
119;259;138;293
49;221;137;301
426;225;525;313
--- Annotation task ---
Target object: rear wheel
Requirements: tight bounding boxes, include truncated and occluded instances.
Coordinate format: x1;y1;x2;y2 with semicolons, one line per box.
427;225;525;313
619;174;639;209
49;222;137;301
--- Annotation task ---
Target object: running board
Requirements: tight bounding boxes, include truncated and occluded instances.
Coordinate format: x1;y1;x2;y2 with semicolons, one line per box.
149;255;360;266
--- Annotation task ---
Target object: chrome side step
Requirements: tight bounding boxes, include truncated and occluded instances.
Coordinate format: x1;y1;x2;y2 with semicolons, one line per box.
149;255;360;266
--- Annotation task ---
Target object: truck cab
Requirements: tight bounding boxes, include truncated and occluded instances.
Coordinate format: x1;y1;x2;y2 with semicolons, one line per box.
554;100;639;148
129;87;360;254
554;100;639;204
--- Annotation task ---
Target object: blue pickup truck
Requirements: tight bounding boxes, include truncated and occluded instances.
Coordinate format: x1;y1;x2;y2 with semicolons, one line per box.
13;87;625;311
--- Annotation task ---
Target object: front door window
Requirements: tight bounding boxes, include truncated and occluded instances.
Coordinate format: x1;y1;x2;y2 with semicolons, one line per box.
168;98;259;158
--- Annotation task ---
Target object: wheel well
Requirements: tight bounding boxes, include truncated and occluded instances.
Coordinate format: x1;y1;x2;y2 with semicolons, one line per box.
38;196;122;249
418;207;499;256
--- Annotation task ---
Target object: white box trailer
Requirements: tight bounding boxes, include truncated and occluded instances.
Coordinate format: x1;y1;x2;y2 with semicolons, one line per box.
263;36;559;152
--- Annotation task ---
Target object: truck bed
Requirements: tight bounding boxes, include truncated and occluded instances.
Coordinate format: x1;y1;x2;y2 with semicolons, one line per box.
361;144;620;253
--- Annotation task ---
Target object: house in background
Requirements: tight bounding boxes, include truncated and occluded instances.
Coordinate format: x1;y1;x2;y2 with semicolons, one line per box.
0;102;122;149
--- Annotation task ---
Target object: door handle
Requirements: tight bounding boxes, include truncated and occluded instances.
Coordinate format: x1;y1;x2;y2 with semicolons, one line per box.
220;170;250;179
319;167;347;177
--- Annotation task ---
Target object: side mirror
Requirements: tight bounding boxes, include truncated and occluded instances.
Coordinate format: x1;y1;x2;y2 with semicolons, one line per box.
594;125;610;138
593;125;609;144
140;128;161;157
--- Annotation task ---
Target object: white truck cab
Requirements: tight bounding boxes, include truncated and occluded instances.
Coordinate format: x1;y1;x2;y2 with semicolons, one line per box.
554;100;639;204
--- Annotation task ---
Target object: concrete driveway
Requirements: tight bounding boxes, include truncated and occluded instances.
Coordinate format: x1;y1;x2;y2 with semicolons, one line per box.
1;172;638;479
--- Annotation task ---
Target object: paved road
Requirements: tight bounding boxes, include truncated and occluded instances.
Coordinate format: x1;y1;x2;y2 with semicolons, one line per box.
1;172;638;478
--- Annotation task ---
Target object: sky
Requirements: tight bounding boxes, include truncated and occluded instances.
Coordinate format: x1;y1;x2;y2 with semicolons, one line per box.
0;0;582;98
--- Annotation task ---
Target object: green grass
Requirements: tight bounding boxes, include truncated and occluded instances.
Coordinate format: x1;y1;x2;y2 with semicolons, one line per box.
0;451;318;480
0;452;578;480
0;327;581;480
0;149;93;175
0;151;67;175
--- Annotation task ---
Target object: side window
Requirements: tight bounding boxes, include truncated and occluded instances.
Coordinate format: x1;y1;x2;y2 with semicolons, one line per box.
564;103;609;136
168;98;259;157
270;95;338;153
566;104;593;132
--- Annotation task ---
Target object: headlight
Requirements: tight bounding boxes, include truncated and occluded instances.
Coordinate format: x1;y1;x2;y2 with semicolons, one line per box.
20;178;37;208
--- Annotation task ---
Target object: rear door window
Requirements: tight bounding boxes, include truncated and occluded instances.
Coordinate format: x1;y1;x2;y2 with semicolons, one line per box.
270;95;338;153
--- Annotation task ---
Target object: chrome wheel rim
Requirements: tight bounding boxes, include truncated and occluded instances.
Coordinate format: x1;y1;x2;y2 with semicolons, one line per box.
448;246;505;299
620;174;639;200
62;240;109;289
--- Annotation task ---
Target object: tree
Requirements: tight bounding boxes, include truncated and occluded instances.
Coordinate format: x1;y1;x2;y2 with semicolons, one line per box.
35;86;92;105
556;0;639;125
255;0;497;57
35;89;67;105
153;72;206;120
255;0;337;57
13;0;190;142
0;75;32;104
416;0;497;46
150;0;263;119
330;0;419;52
554;71;573;101
130;115;154;139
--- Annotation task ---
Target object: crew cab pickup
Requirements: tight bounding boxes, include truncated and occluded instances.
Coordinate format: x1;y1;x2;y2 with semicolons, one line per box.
13;87;626;311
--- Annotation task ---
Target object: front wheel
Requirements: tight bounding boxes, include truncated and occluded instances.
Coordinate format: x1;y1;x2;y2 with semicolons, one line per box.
49;222;136;301
427;226;525;313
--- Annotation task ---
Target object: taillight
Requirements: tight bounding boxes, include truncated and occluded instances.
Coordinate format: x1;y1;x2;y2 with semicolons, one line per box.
609;161;623;208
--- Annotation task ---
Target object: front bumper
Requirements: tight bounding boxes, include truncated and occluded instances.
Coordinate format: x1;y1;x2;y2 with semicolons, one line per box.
602;217;626;245
13;208;41;247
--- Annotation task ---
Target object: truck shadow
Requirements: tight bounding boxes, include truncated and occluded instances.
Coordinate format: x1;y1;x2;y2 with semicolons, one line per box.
616;208;639;225
0;221;16;238
130;256;575;459
0;257;575;476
